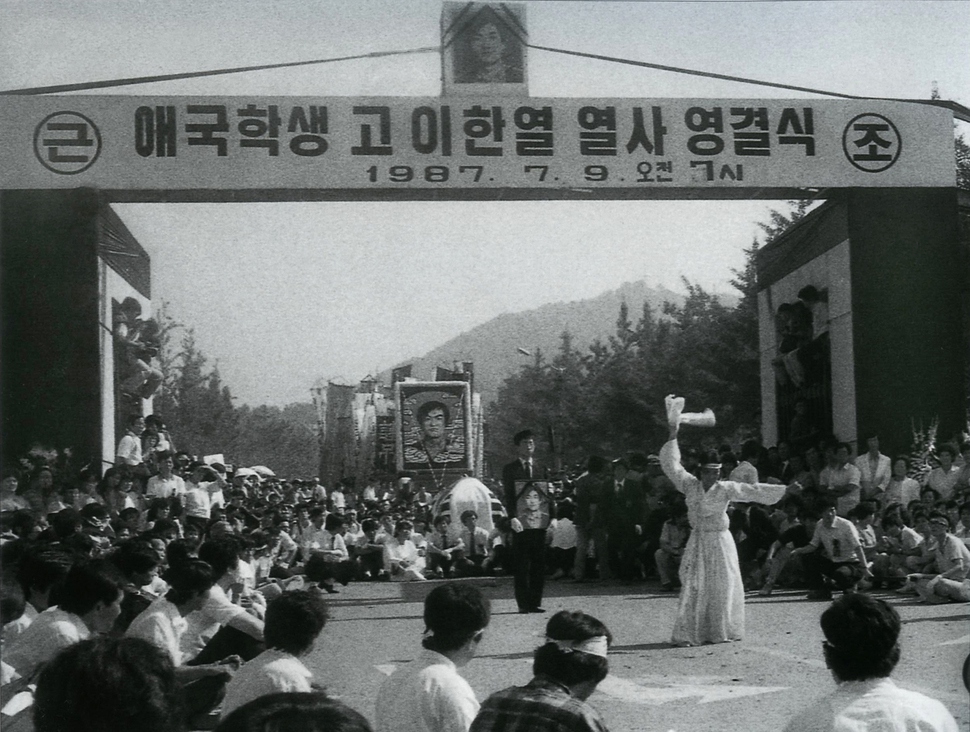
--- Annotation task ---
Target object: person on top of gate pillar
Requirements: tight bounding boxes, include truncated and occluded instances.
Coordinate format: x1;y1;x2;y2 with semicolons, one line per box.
114;297;163;401
502;429;553;613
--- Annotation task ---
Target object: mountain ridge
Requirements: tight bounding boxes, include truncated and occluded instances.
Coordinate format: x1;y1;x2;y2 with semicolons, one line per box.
375;279;738;408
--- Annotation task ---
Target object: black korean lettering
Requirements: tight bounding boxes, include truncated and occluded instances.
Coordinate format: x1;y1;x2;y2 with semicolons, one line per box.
626;106;666;156
352;106;393;156
134;106;177;158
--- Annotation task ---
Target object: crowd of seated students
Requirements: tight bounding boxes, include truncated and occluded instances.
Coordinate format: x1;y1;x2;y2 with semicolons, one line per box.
1;416;966;731
720;436;970;602
522;433;970;605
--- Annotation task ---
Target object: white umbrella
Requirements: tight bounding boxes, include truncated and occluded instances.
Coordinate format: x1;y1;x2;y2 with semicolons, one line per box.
234;467;258;478
429;477;505;533
249;465;276;478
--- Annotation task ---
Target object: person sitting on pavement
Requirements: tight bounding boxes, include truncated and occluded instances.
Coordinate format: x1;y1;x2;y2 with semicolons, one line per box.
126;558;243;724
783;593;958;732
790;497;872;600
908;510;970;604
655;505;689;591
470;610;613;732
181;538;265;665
382;520;426;582
3;548;72;646
758;501;816;596
454;510;490;578
352;518;387;580
375;582;491;732
425;514;462;579
4;560;123;681
220;589;330;718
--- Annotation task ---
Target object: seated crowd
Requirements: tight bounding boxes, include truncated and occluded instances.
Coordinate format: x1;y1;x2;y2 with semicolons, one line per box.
0;413;965;732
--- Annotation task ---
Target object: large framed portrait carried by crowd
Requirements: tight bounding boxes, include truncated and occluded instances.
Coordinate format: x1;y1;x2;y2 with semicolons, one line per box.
395;381;472;472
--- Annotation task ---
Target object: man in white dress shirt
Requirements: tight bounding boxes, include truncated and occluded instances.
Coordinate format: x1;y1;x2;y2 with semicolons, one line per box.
784;593;957;732
376;582;490;732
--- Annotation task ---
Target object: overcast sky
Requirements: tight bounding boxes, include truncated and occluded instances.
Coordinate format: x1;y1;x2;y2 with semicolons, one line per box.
3;0;968;406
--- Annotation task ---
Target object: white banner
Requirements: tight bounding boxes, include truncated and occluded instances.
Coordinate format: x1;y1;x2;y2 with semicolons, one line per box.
0;95;955;192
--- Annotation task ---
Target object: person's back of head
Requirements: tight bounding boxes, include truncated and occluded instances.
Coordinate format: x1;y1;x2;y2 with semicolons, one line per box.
1;579;26;626
57;560;123;617
820;593;900;682
264;590;329;656
534;610;613;691
166;537;199;569
109;538;160;581
740;439;760;462
34;636;183;732
198;536;241;579
422;582;491;654
585;455;608;475
51;508;82;540
214;692;372;732
163;559;217;606
17;547;73;606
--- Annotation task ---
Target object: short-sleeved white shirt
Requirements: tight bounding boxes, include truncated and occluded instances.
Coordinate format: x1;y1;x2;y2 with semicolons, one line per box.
936;533;970;579
375;649;479;732
820;463;862;516
179;584;246;659
146;474;186;500
116;433;142;466
783;677;958;732
220;648;313;718
3;607;90;679
126;596;188;665
810;517;862;563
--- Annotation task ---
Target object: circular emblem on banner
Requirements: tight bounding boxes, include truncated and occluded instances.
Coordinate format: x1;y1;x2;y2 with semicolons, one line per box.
33;111;103;175
842;113;901;173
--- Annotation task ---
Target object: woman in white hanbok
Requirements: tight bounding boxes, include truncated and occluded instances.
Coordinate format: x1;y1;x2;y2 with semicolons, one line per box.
659;396;786;646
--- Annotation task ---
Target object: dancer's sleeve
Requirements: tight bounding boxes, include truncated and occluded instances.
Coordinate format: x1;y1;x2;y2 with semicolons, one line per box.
724;480;786;505
659;440;691;495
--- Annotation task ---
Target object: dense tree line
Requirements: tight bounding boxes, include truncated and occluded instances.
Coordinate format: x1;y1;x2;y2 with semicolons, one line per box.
152;309;319;478
485;202;811;471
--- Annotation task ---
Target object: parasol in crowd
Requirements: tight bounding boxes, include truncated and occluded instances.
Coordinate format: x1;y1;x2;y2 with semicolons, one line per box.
249;465;276;478
429;477;506;533
234;467;258;479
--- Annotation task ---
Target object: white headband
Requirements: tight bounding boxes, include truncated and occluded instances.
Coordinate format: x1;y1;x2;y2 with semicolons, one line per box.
546;636;609;658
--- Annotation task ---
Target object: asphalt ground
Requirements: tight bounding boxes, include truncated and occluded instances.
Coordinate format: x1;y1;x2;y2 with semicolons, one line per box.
301;576;969;732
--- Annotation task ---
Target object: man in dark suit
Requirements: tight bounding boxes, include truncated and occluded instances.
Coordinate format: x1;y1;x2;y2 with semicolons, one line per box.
603;458;647;581
501;429;548;613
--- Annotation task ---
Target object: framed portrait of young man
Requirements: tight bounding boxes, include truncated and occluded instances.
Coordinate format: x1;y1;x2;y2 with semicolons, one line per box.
514;480;552;530
395;381;472;473
441;1;528;96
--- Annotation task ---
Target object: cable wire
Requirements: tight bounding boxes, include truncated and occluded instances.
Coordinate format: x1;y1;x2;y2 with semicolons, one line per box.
0;47;440;95
526;43;862;99
2;39;966;123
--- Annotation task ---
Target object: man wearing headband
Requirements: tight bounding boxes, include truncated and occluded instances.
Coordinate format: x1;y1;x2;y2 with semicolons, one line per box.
376;582;490;732
471;610;612;732
784;593;957;732
659;395;786;646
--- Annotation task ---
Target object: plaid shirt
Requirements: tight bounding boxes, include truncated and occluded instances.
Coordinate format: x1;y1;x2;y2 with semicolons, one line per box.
470;675;609;732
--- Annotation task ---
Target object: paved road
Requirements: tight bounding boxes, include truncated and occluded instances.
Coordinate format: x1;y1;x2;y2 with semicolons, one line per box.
303;577;969;732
